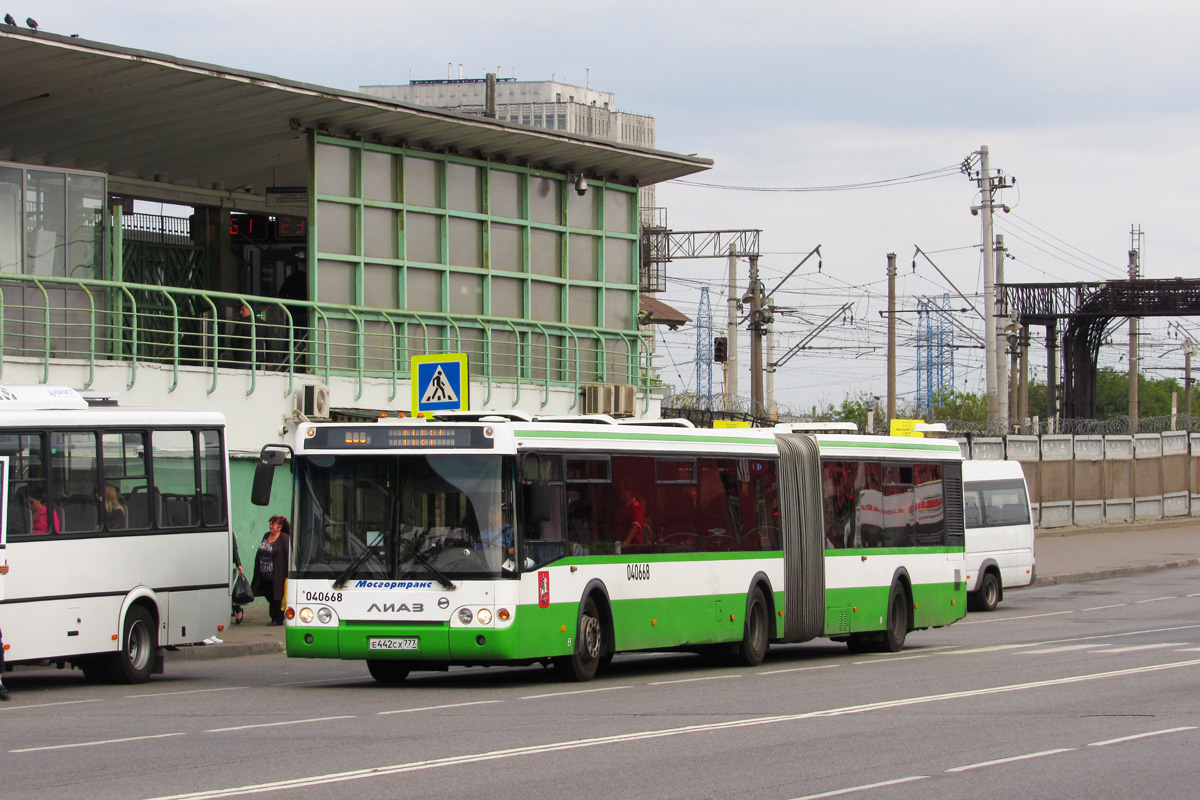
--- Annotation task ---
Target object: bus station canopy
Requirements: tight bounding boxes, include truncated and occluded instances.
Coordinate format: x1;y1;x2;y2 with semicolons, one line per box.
0;28;712;199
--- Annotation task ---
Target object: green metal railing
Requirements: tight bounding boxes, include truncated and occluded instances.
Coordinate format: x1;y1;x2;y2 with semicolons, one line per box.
0;273;653;409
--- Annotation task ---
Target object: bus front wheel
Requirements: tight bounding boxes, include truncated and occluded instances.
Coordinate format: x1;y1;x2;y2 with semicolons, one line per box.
106;605;157;684
735;587;769;667
555;596;604;682
367;659;411;684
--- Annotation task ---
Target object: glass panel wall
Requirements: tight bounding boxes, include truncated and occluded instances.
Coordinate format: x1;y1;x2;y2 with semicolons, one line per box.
311;137;642;384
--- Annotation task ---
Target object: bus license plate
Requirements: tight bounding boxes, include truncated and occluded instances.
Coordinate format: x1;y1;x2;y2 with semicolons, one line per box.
369;637;419;651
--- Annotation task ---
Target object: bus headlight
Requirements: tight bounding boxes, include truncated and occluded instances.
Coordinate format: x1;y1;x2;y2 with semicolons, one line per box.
316;607;332;624
457;608;473;624
476;608;493;625
299;607;314;624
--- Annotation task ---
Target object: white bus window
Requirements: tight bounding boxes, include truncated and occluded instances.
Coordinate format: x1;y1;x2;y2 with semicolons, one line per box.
152;430;197;528
199;429;227;526
981;481;1031;527
51;431;101;533
105;431;149;530
1;431;47;537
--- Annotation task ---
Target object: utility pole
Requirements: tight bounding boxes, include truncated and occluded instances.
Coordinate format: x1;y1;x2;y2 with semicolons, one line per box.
1128;227;1142;433
726;244;739;411
749;255;765;419
766;315;775;418
979;147;999;423
1018;324;1030;424
887;253;897;423
968;146;1014;424
1187;346;1194;420
995;233;1010;421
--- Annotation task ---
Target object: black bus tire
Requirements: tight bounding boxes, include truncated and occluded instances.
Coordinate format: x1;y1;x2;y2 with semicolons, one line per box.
106;605;157;684
735;587;769;667
882;583;910;653
555;596;604;682
367;659;411;684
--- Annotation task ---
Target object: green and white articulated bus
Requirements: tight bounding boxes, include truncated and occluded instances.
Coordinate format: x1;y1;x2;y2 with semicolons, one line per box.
252;413;967;683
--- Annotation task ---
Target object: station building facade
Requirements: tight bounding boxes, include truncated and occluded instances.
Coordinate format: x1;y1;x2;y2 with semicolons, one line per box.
0;27;710;544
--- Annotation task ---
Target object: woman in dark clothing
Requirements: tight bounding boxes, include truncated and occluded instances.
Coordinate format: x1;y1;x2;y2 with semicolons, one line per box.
250;515;291;626
231;537;245;624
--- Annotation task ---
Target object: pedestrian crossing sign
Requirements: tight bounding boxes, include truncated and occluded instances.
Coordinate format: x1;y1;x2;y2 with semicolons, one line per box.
411;354;469;415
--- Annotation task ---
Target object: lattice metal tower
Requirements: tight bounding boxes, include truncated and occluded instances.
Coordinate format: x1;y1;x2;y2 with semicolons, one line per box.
695;286;715;403
916;295;955;411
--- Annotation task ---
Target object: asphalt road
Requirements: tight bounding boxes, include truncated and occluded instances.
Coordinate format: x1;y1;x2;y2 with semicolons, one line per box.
3;568;1200;800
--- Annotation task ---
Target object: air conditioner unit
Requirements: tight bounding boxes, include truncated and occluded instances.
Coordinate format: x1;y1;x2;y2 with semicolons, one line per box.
610;384;636;417
581;384;614;415
296;384;331;418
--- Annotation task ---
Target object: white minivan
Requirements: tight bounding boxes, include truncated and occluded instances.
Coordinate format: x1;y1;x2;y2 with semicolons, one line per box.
962;460;1036;611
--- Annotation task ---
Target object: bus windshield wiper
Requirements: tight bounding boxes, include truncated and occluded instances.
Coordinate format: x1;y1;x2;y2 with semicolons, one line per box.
397;535;456;590
331;531;386;589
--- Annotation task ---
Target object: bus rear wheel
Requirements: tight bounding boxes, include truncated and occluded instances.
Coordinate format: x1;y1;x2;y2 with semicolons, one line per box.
882;583;909;653
970;572;1001;612
735;587;769;667
367;659;411;684
555;596;604;682
105;605;157;684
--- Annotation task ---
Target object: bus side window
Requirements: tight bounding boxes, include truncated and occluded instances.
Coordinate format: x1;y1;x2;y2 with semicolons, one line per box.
151;430;198;528
964;491;983;528
1;431;46;538
52;431;101;534
104;431;150;530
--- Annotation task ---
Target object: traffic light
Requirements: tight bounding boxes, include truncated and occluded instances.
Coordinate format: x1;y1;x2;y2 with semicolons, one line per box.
713;336;728;363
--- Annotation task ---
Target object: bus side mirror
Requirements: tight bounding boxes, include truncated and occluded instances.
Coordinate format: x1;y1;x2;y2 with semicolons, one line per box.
251;445;291;506
528;482;554;523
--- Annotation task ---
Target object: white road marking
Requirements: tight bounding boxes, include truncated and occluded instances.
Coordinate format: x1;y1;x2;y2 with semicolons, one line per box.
1025;644;1110;654
649;674;741;686
377;700;501;715
1088;727;1198;747
946;748;1075;772
270;677;365;687
139;658;1200;800
787;775;929;799
12;732;186;753
960;610;1074;625
1135;596;1176;605
521;685;631;700
127;687;247;699
758;664;839;675
1101;643;1186;654
0;699;102;712
943;643;1038;656
853;654;933;665
1081;604;1127;611
205;716;354;733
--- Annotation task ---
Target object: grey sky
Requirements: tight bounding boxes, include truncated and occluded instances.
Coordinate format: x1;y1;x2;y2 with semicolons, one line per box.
23;0;1200;411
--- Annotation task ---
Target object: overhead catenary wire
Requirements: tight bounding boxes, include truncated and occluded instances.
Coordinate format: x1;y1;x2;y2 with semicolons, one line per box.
669;163;963;193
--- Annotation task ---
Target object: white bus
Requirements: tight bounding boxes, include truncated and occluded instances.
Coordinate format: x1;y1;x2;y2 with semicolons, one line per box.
253;412;967;683
962;459;1036;611
0;386;232;683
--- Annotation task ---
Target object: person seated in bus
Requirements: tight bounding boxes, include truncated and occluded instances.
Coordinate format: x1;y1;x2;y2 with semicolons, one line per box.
27;489;60;535
102;484;127;530
616;480;649;550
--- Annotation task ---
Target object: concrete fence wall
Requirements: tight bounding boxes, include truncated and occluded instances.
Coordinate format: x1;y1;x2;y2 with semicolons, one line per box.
960;431;1200;529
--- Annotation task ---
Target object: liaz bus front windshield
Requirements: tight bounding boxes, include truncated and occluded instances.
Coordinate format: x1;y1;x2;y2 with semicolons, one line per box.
293;453;515;582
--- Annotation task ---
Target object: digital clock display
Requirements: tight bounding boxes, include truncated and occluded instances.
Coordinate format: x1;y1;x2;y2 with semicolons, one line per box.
230;213;269;241
229;213;308;242
274;215;307;241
